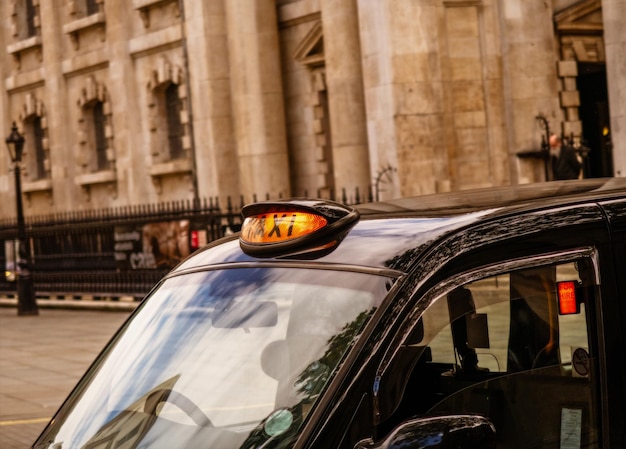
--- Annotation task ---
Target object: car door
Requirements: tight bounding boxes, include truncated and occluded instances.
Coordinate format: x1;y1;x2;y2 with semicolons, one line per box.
367;209;619;448
599;197;626;447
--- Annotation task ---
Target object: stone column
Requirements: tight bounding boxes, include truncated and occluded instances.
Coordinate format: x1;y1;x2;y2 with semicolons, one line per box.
603;0;626;177
37;0;71;209
358;0;448;197
0;4;8;207
499;0;561;183
320;0;371;200
225;0;290;200
183;0;240;203
106;0;135;203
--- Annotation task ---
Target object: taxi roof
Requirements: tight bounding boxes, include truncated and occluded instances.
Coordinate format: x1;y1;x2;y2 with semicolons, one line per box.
174;178;626;274
354;177;625;217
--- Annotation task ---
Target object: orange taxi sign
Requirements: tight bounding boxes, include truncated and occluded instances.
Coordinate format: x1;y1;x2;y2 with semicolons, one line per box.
239;199;359;258
241;212;328;244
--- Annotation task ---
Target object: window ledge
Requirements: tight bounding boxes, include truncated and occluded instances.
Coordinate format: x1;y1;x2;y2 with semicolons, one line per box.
149;159;192;177
76;170;117;186
6;36;42;55
63;12;106;35
133;0;179;28
22;178;52;193
133;0;174;9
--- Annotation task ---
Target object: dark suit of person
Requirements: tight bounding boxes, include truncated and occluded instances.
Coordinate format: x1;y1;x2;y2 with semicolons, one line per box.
552;144;582;180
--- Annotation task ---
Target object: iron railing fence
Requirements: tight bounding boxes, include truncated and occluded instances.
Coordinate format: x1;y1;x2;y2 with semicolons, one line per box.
0;189;370;300
0;196;240;299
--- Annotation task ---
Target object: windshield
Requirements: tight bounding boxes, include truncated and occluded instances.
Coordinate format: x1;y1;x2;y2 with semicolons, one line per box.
35;267;393;449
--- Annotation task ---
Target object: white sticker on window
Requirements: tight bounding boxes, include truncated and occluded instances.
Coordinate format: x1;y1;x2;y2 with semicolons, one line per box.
560;407;582;449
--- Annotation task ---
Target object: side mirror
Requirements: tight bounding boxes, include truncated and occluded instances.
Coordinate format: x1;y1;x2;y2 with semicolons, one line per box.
357;415;496;449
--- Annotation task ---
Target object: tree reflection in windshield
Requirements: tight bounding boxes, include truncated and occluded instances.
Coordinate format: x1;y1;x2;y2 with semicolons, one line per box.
239;309;373;449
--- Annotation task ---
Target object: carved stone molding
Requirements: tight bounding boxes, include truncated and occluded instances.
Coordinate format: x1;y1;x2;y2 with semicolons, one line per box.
294;21;334;192
555;0;604;62
6;36;43;70
132;0;179;28
63;12;106;50
293;21;324;68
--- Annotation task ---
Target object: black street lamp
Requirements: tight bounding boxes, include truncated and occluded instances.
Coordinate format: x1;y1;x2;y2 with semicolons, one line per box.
5;122;38;315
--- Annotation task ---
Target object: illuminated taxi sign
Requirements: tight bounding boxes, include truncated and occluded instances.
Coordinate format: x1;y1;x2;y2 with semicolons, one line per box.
242;212;328;244
239;199;359;257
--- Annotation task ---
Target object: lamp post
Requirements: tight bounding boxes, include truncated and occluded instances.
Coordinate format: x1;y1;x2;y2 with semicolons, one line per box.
5;122;38;315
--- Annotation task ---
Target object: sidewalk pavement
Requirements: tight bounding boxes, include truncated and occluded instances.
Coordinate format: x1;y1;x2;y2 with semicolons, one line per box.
0;304;133;448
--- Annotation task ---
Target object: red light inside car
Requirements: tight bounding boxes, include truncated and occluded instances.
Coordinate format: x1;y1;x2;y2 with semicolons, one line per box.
558;281;580;315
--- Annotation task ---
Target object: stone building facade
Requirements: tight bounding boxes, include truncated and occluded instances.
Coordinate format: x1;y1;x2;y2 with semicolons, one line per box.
0;0;624;218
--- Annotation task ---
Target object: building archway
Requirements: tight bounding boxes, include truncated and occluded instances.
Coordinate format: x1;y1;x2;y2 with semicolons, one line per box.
554;0;613;178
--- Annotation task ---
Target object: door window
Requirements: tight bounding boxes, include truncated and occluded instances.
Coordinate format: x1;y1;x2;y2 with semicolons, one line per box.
387;258;601;448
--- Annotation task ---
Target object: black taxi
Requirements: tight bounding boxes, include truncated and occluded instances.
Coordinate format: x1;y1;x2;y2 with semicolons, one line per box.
33;178;626;449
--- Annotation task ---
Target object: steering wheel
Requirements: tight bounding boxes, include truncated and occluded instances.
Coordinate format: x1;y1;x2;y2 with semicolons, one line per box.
144;388;214;427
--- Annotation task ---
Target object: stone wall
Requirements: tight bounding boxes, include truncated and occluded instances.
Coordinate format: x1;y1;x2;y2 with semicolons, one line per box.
0;0;622;220
603;0;626;177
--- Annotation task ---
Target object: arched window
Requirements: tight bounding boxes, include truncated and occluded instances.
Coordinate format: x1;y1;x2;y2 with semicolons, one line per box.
147;59;190;165
24;0;36;37
86;0;99;15
165;83;184;160
19;94;49;183
27;115;47;179
92;101;109;170
15;0;37;40
69;0;100;18
76;76;114;175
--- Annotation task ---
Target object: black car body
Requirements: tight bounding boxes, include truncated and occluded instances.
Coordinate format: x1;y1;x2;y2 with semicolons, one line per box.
34;178;626;448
